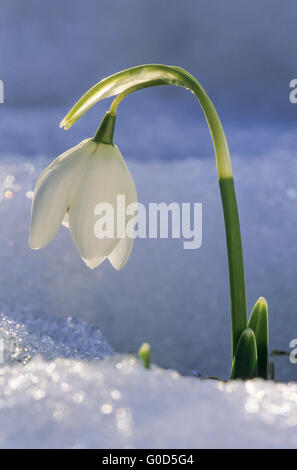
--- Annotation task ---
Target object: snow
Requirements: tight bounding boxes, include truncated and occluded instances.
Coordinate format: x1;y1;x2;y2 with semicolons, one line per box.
0;145;296;380
0;119;297;447
0;310;113;364
0;308;297;449
2;0;297;450
1;352;297;448
0;300;296;448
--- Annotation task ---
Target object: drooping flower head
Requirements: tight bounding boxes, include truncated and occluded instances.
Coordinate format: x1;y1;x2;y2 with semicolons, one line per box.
30;112;137;270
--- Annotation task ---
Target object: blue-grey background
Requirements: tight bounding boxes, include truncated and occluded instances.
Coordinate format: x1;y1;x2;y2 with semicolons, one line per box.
0;0;297;380
1;0;297;158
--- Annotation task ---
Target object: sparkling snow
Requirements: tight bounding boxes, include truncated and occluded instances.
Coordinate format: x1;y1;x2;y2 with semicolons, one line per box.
0;145;296;447
0;148;296;380
0;311;296;448
1;353;297;448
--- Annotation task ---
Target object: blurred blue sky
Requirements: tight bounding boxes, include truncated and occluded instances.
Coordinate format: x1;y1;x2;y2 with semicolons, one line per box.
1;0;297;158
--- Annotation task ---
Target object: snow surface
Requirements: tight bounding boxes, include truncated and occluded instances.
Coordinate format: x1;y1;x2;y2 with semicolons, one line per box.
0;148;296;448
1;351;297;448
0;309;113;364
2;0;297;449
0;307;296;449
0;147;296;380
0;136;296;447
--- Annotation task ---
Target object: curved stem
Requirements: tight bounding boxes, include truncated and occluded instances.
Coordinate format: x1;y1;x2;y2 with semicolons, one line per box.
109;78;169;114
61;64;248;357
219;177;247;356
110;86;141;114
109;71;247;357
189;78;247;356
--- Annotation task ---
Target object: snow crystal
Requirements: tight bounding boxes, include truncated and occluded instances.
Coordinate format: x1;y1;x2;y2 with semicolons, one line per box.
0;355;297;448
0;148;295;380
0;144;295;447
0;306;295;448
0;308;113;364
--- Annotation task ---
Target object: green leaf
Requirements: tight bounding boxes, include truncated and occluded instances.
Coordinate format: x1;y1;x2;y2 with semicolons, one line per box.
247;297;268;379
60;65;186;130
230;328;258;380
138;342;151;369
59;63;229;178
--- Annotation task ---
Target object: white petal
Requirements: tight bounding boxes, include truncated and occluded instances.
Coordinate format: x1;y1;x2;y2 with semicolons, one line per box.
30;139;95;249
69;143;137;269
61;211;69;228
108;236;134;270
83;254;106;270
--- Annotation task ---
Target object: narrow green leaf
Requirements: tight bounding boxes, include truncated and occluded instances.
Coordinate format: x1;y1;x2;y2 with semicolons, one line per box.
230;328;258;380
247;297;268;379
60;65;185;130
138;342;151;369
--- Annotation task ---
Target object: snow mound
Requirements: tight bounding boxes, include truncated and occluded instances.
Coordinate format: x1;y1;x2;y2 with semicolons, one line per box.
0;355;297;448
0;285;295;449
0;150;296;379
0;308;113;364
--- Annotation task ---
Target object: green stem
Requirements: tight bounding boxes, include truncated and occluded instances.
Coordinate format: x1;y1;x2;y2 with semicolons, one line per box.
109;80;167;114
219;178;247;355
61;64;248;357
110;73;247;356
188;76;247;356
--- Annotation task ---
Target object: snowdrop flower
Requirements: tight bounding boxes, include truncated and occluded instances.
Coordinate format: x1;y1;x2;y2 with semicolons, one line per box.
29;112;137;270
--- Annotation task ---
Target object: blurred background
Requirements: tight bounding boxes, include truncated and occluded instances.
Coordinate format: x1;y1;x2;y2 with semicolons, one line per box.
0;0;297;380
1;0;297;157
